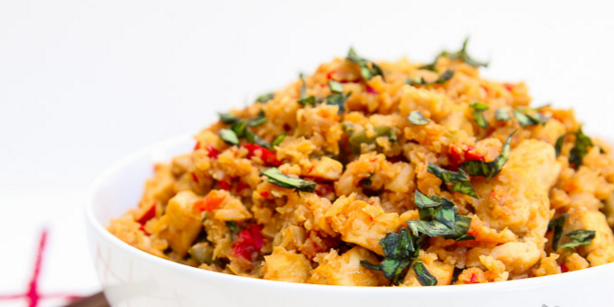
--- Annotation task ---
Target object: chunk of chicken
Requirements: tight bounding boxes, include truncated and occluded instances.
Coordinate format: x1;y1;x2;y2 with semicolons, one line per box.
153;191;203;257
506;139;561;190
566;208;614;266
308;247;381;286
263;247;312;283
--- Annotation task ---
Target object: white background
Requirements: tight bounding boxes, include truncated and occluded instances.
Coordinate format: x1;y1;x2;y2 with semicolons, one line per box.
1;1;613;306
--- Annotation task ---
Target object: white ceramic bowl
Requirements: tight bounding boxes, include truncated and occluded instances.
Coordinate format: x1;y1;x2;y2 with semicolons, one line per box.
86;135;614;307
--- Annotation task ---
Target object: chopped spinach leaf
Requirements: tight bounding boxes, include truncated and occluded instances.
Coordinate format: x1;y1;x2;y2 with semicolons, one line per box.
219;129;239;146
427;163;477;198
261;168;316;193
347;48;385;81
460;131;515;180
413;259;438;286
548;213;569;251
470;102;490;129
408;111;430;126
569;127;593;168
256;92;274;103
559;229;596;249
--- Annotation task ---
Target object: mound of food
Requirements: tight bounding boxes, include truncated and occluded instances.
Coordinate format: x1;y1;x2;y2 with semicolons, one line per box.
108;40;614;286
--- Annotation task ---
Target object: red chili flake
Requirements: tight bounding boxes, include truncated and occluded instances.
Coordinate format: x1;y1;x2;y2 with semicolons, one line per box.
308;166;315;173
193;141;201;151
449;144;484;166
232;225;263;261
481;85;489;94
191;173;199;184
259;191;270;198
206;144;219;159
366;86;379;94
218;181;231;191
138;225;150;236
136;203;156;225
560;264;569;273
243;144;281;166
236;181;250;194
469;273;478;283
504;83;514;92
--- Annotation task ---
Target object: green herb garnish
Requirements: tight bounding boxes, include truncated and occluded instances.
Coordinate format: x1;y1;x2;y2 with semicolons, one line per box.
413;259;438;286
248;112;268;127
460;131;516;181
548;213;569;251
512;109;549;127
231;120;248;138
298;73;316;106
407;69;455;86
329;80;344;93
495;108;511;121
555;133;568;157
226;221;239;237
256;93;274;103
325;92;351;114
559;230;596;249
271;133;286;147
348;126;395;154
219;129;239;146
470;102;490;129
359;174;373;186
444;38;489;67
347;48;385;81
261;168;316;193
219;112;240;125
569;127;593;168
246;130;271;148
427;163;477;198
360;228;417;284
408;111;430;126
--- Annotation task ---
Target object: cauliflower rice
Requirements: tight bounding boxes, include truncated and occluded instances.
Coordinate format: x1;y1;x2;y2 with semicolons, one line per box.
108;40;614;286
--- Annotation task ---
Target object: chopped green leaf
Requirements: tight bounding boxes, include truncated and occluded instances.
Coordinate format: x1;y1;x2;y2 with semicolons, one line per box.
219;129;239;146
569;127;593;168
325;92;351;114
348;126;395;154
407;70;455;86
548;213;569;251
347;48;385;81
408;111;430;126
248;116;267;127
555;133;568;157
359;173;373;186
427;163;477;198
219;112;240;125
298;73;316;106
271;133;286;147
444;38;489;68
414;190;443;209
256;92;274;103
407;215;472;240
245;130;271;148
329;80;344;93
413;259;438;286
226;221;239;237
513;109;549;127
360;228;418;284
559;229;596;249
261;168;316;193
461;130;516;180
470;102;490;129
495;108;511;121
230;120;248;138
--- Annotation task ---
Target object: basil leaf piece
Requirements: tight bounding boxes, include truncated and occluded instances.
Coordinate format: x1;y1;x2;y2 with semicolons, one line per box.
408;111;430;126
360;228;422;284
261;168;316;193
470;102;490;129
271;133;286;147
407;70;455;86
461;131;516;180
569;127;593;168
219;129;239;146
407;216;472;240
548;213;569;251
245;130;271;148
446;38;489;68
298;73;316;106
414;190;442;209
495;108;511;121
359;260;381;271
413;259;438;286
348;126;395;154
559;229;596;249
325;92;351;114
256;93;274;103
513;109;549;127
231;120;248;138
328;80;344;93
347;48;385;81
381;228;414;258
428;163;477;198
219;112;240;125
248;116;267;127
555;133;568;157
226;221;239;237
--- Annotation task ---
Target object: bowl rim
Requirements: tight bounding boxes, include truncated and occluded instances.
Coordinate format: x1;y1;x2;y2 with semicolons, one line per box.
85;134;614;293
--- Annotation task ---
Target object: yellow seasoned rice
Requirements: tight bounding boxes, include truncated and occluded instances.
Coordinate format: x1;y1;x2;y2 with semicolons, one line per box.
108;41;614;286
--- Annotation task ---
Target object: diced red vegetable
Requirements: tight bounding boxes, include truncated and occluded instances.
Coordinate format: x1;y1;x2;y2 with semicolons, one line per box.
191;173;199;184
139;225;150;236
481;85;489;94
194;191;226;212
218;181;231;191
243;144;281;166
503;83;514;92
194;141;201;151
366;86;379;94
136;203;156;225
449;144;485;167
560;264;569;273
236;181;250;194
469;273;478;283
259;191;270;198
232;225;263;261
206;144;219;159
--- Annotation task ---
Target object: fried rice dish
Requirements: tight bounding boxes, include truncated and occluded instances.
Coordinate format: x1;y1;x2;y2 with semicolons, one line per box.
108;40;614;286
